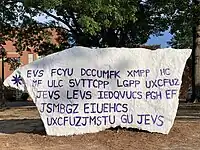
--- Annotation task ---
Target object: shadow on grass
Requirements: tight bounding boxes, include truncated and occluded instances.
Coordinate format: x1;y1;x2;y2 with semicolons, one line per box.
0;119;46;135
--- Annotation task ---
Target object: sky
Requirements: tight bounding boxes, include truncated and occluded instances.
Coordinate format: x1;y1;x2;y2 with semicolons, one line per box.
146;30;173;48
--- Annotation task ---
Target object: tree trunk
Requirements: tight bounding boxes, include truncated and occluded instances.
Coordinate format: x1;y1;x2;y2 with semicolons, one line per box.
194;25;200;101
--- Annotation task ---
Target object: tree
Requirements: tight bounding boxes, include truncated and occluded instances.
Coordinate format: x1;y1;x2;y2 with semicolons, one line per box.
192;0;200;101
160;0;200;101
0;0;21;44
0;0;56;105
165;0;194;49
4;0;197;54
18;0;170;53
1;0;198;103
23;0;200;102
0;0;24;106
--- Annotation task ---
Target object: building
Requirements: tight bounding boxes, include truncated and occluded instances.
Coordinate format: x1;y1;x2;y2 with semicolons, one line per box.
0;40;39;80
0;40;39;101
0;29;59;80
0;29;60;101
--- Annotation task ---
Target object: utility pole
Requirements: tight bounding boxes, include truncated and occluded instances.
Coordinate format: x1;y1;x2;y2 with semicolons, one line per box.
192;0;200;102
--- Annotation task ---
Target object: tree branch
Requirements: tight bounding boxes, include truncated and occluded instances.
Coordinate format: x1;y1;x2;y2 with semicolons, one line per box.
4;0;23;5
68;11;83;35
36;7;76;34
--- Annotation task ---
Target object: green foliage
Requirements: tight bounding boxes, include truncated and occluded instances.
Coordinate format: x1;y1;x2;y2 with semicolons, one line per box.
167;0;194;48
24;0;62;9
150;0;200;49
2;0;197;57
0;0;19;43
6;58;21;70
21;0;169;51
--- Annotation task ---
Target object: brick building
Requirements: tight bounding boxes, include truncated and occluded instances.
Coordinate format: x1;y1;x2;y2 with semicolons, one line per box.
0;40;39;80
0;29;60;101
0;29;59;80
0;40;39;101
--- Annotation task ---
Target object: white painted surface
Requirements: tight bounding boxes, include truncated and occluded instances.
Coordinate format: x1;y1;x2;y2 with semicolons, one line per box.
4;46;191;136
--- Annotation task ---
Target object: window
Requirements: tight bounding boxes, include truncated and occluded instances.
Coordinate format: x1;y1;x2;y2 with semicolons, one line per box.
28;54;34;63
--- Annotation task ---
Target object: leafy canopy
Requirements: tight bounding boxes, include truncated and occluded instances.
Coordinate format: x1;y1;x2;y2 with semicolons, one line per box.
20;0;169;52
2;0;197;56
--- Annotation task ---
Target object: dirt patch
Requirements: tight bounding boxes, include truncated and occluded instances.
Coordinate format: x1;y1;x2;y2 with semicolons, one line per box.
0;107;200;150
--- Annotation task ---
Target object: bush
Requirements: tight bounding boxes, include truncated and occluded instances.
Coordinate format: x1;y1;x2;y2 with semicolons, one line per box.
20;93;29;101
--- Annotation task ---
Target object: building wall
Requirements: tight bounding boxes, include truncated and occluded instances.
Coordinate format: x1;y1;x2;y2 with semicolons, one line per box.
0;29;60;81
0;40;38;80
0;29;59;80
